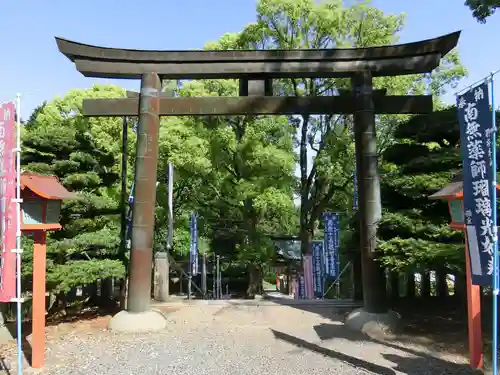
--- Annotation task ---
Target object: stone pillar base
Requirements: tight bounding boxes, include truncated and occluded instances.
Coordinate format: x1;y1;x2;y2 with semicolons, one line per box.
108;310;167;333
344;308;401;339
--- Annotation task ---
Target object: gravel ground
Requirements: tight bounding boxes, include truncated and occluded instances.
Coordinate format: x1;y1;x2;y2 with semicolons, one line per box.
1;302;481;375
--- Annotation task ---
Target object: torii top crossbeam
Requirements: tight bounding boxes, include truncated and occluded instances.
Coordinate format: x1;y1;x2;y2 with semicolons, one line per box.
55;31;460;80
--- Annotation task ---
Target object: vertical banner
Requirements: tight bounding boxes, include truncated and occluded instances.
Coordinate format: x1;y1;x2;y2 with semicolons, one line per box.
458;82;495;286
298;275;305;300
334;220;340;277
323;212;339;278
190;213;199;275
312;241;324;297
0;103;17;302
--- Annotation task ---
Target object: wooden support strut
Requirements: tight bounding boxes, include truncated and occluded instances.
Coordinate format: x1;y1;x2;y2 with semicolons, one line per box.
239;78;273;97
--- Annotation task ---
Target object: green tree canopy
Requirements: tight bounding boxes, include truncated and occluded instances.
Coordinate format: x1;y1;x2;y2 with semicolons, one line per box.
215;0;467;256
465;0;500;22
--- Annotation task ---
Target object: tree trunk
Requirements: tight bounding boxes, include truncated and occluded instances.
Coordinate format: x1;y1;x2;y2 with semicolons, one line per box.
406;271;415;299
286;263;291;295
435;267;448;299
454;272;466;303
246;264;263;298
421;270;431;299
48;292;67;317
299;225;313;256
299;114;311;259
119;277;128;310
100;278;114;307
352;251;363;301
389;271;399;302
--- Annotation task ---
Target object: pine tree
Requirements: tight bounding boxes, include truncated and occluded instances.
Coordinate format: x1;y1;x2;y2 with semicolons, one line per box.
21;96;126;306
377;107;465;274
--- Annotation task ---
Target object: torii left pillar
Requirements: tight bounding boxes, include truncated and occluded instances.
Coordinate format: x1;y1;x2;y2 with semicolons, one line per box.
108;73;167;332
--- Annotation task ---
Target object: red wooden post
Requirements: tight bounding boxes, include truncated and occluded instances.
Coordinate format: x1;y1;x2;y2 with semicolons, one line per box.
464;231;484;369
31;231;47;369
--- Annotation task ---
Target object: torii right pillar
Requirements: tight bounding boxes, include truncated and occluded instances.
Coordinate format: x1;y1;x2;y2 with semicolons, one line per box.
345;70;401;335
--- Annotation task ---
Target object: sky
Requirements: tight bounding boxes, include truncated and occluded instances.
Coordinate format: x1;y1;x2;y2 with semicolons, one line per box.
1;0;500;120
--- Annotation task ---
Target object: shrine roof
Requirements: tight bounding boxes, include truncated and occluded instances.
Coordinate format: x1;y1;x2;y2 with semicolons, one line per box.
429;173;500;200
428;181;464;200
20;173;78;200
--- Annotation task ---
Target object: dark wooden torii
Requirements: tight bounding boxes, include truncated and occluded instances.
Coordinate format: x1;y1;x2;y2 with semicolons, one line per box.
55;31;460;324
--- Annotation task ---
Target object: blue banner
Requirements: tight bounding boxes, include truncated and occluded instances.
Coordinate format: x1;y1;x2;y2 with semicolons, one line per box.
190;213;199;275
298;275;305;300
323;212;339;278
312;241;324;297
458;82;495;286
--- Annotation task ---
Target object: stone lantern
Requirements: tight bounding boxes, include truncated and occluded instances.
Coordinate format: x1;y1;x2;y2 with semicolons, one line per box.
20;173;77;368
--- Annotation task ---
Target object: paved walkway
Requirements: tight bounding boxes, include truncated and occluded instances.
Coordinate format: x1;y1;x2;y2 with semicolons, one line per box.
2;302;478;374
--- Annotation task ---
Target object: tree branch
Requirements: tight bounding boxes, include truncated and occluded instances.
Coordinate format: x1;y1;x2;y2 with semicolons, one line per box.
310;178;351;225
305;115;343;195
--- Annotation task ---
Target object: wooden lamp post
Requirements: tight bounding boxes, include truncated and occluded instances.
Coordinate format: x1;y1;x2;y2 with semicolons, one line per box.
429;175;500;369
20;173;77;368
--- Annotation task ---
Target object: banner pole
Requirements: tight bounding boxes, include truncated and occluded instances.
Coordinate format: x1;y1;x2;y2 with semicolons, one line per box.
14;94;23;375
167;163;173;250
457;69;500;96
490;72;499;375
188;213;193;300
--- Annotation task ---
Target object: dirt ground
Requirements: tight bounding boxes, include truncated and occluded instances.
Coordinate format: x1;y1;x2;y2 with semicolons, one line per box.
0;300;482;375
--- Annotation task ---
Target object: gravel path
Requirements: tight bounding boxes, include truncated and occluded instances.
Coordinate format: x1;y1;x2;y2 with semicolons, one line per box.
2;302;480;375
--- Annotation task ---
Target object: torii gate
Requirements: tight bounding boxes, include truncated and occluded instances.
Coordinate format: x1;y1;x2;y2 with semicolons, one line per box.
55;31;460;333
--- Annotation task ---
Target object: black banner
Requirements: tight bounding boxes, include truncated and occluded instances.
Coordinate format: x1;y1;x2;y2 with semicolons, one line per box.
458;81;494;286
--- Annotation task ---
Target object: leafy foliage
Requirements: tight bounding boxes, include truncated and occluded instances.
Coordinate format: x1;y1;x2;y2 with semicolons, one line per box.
22;86;127;293
465;0;500;22
228;0;466;255
377;107;467;273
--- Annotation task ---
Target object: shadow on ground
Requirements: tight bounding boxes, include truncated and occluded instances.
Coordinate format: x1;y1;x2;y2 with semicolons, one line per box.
272;329;397;375
310;323;481;374
264;295;470;355
265;295;481;374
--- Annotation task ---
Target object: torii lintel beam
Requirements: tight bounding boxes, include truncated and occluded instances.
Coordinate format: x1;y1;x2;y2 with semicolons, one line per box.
82;95;433;117
55;31;460;80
